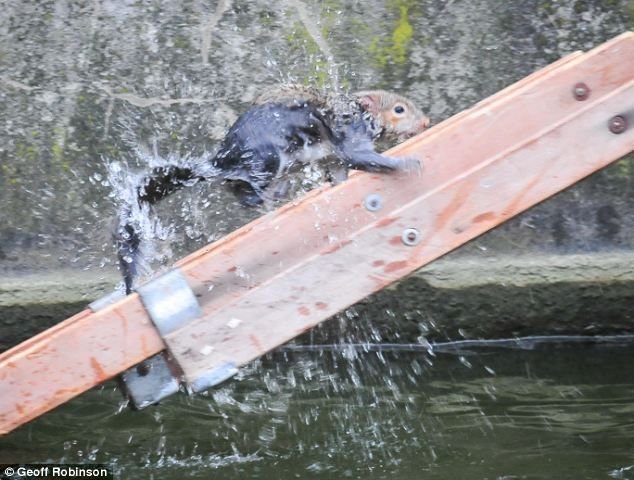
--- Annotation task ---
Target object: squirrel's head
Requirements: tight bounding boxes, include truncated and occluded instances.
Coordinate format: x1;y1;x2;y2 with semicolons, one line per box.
355;90;430;143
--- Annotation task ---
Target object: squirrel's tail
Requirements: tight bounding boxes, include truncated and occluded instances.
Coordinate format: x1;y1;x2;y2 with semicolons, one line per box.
115;154;221;294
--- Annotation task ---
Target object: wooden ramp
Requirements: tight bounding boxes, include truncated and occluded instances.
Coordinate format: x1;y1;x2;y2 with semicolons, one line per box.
1;32;633;435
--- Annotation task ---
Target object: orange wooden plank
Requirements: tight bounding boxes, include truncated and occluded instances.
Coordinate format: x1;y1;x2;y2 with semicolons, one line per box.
0;32;632;435
167;89;634;385
177;32;634;310
0;297;164;435
168;81;634;385
164;33;634;383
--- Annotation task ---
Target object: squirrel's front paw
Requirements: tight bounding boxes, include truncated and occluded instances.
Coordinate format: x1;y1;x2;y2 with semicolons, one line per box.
396;156;423;176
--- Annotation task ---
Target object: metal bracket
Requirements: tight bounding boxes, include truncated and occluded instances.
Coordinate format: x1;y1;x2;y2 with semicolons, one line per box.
134;270;241;394
119;353;181;409
89;271;204;408
131;269;248;403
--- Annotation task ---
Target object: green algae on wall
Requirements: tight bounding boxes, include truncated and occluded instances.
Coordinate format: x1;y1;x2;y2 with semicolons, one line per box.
368;1;415;67
609;153;634;186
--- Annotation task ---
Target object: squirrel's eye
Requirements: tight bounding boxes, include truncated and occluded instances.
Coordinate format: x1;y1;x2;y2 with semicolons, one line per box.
394;105;405;114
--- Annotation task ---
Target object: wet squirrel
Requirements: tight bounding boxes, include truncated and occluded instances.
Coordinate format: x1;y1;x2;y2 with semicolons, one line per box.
116;85;430;293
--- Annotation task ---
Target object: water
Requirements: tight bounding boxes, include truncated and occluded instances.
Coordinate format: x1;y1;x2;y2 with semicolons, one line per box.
1;341;633;479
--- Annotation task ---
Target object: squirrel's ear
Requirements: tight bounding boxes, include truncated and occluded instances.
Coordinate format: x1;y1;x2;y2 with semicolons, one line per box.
357;93;380;115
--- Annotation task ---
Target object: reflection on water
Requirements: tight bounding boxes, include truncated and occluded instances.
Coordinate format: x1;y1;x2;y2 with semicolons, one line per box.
1;342;633;480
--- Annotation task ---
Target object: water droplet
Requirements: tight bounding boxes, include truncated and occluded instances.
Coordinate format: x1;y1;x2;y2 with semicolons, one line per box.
458;356;473;368
227;318;242;329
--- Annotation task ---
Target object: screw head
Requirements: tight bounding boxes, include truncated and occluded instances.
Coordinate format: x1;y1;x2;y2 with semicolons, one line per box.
364;193;383;212
608;115;627;134
136;362;151;377
573;82;590;101
401;228;421;246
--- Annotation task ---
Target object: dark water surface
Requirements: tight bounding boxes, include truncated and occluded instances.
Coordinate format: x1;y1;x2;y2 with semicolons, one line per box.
1;342;633;479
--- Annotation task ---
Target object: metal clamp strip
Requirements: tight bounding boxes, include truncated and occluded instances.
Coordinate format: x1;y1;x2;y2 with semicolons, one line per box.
88;290;126;312
187;361;238;394
136;268;202;336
